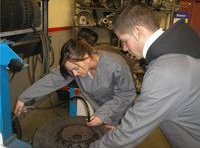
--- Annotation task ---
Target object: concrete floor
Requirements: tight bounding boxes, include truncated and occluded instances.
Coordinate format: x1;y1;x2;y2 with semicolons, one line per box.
18;97;171;148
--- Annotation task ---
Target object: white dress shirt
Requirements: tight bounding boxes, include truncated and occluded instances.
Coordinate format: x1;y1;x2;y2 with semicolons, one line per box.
143;28;164;58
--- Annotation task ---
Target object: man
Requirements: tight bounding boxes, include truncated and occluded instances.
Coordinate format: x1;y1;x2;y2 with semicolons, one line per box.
90;1;200;148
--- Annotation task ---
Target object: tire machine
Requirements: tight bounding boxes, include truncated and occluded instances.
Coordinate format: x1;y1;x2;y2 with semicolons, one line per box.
0;43;31;147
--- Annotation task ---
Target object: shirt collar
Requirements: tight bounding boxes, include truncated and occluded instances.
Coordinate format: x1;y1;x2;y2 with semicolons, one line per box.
143;28;164;58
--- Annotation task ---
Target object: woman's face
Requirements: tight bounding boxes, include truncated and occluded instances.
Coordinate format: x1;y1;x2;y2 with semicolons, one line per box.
64;57;90;77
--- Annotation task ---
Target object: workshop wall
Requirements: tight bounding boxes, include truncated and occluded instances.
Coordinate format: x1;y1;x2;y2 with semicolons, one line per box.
48;0;75;68
10;0;75;109
49;0;75;28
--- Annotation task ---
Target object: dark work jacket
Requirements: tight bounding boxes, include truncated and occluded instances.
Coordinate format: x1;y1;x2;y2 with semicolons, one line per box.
146;20;200;62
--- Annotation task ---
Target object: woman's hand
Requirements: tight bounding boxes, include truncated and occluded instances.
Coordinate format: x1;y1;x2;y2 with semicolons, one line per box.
14;99;26;115
87;115;102;126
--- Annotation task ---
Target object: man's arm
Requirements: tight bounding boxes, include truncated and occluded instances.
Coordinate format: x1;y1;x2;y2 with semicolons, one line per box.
90;58;189;148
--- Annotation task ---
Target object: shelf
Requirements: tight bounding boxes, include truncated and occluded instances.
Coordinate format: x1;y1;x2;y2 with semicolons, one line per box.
77;6;116;12
74;25;111;30
74;1;123;50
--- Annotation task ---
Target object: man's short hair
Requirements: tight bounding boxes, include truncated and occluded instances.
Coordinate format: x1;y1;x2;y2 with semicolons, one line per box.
113;0;159;34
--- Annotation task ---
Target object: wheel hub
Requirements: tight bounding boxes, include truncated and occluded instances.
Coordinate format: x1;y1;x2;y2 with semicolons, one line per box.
61;125;94;142
33;116;107;148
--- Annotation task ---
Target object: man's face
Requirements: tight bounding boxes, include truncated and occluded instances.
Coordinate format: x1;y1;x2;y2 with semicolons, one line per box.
117;32;143;59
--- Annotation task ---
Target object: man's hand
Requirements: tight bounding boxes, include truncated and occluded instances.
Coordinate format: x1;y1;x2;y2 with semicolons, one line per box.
87;115;102;126
14;99;26;115
104;124;115;131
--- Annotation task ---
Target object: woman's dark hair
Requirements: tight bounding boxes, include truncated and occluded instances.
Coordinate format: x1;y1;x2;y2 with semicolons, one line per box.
59;39;97;79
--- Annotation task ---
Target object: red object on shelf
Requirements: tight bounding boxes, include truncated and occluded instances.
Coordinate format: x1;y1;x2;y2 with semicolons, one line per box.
179;0;193;21
178;0;200;34
48;26;72;32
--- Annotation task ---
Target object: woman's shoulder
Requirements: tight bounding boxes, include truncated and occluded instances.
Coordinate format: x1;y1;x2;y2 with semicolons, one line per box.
98;50;126;64
98;50;130;73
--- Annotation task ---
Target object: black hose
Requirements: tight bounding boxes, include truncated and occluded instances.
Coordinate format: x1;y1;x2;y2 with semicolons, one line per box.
27;56;34;84
32;55;38;82
10;72;16;81
39;31;49;75
71;96;91;122
31;25;50;75
48;40;55;67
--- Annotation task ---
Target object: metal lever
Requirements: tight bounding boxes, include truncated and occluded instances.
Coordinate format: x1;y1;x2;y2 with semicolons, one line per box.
71;96;91;122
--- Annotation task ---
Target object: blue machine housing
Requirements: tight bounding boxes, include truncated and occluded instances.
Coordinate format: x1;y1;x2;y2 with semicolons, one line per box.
0;43;31;147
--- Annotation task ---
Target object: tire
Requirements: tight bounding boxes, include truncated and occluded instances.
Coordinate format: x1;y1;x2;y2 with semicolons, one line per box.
33;116;108;148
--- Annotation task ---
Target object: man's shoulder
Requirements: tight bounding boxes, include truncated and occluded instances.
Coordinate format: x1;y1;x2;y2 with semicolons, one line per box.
150;54;188;72
145;54;190;84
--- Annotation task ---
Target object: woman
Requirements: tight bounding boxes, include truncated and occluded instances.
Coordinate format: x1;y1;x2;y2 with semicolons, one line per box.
15;39;136;126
